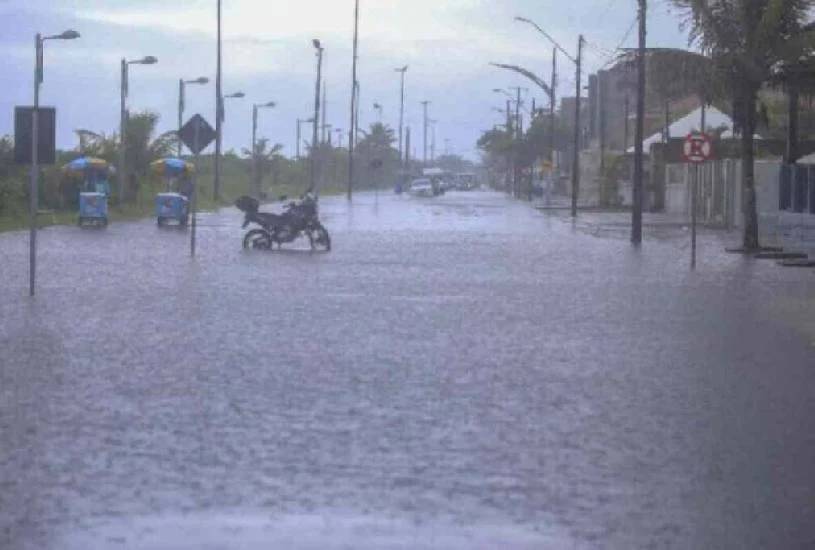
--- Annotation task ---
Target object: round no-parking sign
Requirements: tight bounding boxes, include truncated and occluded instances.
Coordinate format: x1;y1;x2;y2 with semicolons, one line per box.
682;132;713;164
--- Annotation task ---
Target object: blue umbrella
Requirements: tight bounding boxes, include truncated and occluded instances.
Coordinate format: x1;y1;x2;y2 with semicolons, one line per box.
62;157;113;175
151;158;195;177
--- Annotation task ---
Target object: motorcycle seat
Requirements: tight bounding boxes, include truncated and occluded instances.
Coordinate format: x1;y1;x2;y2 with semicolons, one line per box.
253;212;285;227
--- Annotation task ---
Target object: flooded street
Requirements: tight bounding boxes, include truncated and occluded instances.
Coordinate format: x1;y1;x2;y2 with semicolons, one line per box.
1;190;814;549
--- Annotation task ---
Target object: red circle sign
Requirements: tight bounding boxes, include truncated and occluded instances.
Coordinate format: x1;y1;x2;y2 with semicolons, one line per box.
683;132;713;163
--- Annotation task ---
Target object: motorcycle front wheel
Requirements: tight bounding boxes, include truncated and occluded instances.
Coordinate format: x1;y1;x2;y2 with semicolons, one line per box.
243;229;272;250
307;223;331;251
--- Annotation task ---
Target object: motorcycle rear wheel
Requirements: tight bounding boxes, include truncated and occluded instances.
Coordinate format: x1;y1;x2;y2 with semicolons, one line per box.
243;229;272;250
307;223;331;251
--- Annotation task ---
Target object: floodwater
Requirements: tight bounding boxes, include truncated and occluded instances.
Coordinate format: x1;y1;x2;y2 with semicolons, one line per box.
1;190;814;549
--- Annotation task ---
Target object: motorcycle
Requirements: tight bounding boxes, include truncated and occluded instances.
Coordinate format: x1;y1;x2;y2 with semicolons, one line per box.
235;193;331;251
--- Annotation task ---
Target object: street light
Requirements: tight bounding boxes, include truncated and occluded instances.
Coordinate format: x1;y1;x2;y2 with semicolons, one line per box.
421;100;431;165
119;55;159;205
219;91;245;123
215;0;223;201
311;38;324;192
296;117;314;160
178;76;209;156
394;65;408;166
28;29;80;296
373;102;383;122
251;101;276;197
516;14;583;217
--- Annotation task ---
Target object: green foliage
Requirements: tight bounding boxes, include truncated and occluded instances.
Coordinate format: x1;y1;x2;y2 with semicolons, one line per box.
0;136;24;215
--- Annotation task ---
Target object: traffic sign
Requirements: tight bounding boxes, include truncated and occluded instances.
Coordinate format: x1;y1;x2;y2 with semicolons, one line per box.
14;106;56;164
682;132;713;164
179;114;216;155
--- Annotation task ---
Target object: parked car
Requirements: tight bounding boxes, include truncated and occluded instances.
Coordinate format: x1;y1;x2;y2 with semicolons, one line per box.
408;178;435;197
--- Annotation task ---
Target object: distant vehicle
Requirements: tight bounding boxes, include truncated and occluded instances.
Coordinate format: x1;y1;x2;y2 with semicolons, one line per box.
408;178;435;197
62;157;112;227
151;158;194;227
455;172;477;190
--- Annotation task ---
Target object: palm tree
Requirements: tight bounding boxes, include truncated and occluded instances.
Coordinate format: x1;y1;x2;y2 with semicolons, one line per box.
355;123;399;188
242;138;284;197
671;0;814;250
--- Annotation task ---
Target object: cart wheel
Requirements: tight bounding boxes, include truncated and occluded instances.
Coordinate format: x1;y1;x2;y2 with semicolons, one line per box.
157;217;165;227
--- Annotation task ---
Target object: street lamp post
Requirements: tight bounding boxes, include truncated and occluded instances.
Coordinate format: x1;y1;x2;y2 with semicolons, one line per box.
429;119;437;163
515;16;583;217
395;65;408;167
373;102;383;122
348;0;360;200
214;0;223;201
421;100;430;165
178;76;209;156
29;29;79;297
251;101;276;197
119;55;158;205
311;39;324;193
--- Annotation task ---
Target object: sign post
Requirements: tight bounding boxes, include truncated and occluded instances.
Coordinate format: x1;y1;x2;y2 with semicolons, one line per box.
178;114;216;258
682;132;713;269
15;105;57;297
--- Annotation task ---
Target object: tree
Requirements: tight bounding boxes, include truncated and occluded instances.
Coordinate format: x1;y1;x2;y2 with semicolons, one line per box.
242;138;284;197
477;127;514;188
672;0;814;249
355;123;399;188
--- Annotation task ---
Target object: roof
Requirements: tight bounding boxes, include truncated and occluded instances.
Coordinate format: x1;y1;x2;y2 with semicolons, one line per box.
422;168;446;176
626;106;746;154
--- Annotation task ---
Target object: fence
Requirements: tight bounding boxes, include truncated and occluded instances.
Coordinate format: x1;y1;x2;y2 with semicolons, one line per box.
779;164;815;214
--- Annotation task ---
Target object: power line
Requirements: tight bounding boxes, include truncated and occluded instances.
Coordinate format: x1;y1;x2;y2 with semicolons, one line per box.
597;16;639;70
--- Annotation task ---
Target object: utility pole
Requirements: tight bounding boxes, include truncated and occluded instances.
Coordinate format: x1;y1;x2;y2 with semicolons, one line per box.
321;79;327;143
310;39;324;193
405;126;411;167
421;100;430;165
571;35;584;217
430;119;436;163
395;65;408;167
296;118;302;160
252;104;258;196
214;0;223;201
515;86;522;197
178;79;184;157
550;48;557;168
348;0;359;200
119;58;128;205
599;72;607;204
632;0;646;244
506;98;512;192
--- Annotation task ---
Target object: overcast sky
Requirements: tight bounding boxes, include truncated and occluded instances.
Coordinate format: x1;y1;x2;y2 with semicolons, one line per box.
0;0;690;160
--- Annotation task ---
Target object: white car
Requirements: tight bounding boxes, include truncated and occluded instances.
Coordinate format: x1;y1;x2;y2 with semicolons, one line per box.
408;178;435;197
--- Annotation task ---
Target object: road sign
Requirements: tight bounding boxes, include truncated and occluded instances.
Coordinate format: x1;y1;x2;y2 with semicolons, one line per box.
682;132;713;164
682;132;713;270
14;106;56;164
179;114;216;155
